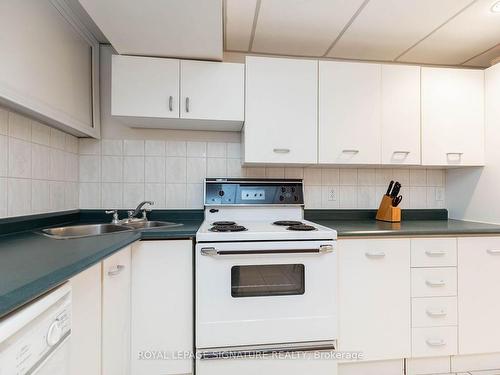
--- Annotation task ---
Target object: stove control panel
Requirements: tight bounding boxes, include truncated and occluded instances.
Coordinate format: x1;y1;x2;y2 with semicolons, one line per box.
205;178;304;205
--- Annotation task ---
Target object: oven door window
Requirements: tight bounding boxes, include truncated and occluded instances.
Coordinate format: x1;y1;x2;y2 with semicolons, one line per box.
231;264;305;298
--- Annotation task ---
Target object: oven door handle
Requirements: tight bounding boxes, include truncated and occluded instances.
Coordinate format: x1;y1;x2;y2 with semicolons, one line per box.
200;244;334;256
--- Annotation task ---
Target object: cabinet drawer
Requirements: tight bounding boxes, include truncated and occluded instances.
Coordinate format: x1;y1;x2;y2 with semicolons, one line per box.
411;238;457;267
412;327;457;357
412;297;457;327
411;268;457;297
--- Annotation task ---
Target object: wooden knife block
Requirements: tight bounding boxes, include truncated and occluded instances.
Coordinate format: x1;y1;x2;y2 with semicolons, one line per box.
376;195;401;223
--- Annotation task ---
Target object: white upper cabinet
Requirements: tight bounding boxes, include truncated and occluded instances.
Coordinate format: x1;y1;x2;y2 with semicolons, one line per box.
112;55;180;119
111;55;244;130
244;56;318;164
78;0;223;60
421;67;484;166
319;61;381;165
381;65;421;165
180;60;244;122
0;0;99;137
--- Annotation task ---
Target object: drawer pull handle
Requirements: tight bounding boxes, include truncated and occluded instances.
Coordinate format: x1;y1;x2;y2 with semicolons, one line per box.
393;150;410;154
425;250;446;257
426;309;447;317
426;279;446;287
426;339;446;347
273;148;290;154
365;251;386;258
342;149;359;154
108;264;125;276
487;249;500;255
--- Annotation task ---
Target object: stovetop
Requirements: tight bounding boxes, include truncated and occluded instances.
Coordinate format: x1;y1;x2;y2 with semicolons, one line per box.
197;219;337;242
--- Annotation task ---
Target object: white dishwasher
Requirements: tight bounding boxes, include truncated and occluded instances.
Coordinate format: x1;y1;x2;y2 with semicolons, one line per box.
0;283;71;375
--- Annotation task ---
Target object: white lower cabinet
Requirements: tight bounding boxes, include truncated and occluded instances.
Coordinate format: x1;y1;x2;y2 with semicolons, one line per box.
69;263;102;375
131;240;193;375
338;359;403;375
406;356;451;375
458;237;500;355
197;354;337;375
338;239;411;361
102;246;132;375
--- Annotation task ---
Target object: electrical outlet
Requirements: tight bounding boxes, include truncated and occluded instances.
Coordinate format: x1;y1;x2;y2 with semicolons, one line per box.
435;187;445;201
328;188;337;201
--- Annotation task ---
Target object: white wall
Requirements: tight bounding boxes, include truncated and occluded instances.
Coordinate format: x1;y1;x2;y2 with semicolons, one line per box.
0;105;79;218
447;63;500;222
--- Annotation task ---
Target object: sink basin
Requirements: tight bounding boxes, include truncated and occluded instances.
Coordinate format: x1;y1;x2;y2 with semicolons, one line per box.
42;224;133;239
123;221;183;230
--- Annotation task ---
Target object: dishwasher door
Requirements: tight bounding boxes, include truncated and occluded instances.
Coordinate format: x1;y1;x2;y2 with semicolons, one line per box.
33;335;71;375
0;283;72;375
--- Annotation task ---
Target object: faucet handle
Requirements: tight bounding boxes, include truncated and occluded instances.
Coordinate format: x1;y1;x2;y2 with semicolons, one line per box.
105;210;119;224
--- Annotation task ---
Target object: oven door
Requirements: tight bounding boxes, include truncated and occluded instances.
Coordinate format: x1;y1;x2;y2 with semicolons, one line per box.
196;240;337;348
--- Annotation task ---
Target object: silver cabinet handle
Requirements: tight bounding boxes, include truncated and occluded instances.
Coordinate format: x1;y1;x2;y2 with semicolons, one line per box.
169;96;173;111
426;279;446;287
487;249;500;255
426;339;446;347
273;148;290;154
365;251;386;258
185;97;190;113
425;250;446;257
446;152;463;155
426;309;447;318
342;149;359;154
393;150;410;154
108;264;125;276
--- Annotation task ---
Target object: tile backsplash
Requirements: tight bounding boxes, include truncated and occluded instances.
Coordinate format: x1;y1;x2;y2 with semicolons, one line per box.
0;106;79;218
79;138;446;210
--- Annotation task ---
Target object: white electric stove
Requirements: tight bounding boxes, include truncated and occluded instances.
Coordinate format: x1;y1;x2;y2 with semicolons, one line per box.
195;178;338;375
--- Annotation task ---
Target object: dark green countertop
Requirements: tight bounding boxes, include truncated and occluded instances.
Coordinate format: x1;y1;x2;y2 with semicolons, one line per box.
318;219;500;238
0;212;202;319
2;208;500;320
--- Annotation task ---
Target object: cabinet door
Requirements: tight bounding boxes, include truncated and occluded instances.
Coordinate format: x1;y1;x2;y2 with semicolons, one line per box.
458;237;500;354
70;263;102;375
131;240;193;375
421;67;484;166
0;0;98;137
180;60;244;122
381;65;421;165
244;56;318;164
338;239;411;361
112;55;180;118
102;246;131;375
319;61;381;165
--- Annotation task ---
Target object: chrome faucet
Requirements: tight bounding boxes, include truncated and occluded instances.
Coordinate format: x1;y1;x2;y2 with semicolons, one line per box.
127;201;154;220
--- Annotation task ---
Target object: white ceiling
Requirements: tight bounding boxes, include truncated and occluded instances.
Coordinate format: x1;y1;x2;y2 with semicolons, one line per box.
224;0;500;67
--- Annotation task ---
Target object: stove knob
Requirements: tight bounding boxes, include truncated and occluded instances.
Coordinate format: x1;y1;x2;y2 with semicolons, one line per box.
218;190;225;197
281;187;286;193
279;195;285;201
294;196;299;202
291;187;296;193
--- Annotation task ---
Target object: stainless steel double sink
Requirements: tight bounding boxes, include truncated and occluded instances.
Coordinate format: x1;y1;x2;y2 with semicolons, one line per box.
42;221;183;239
